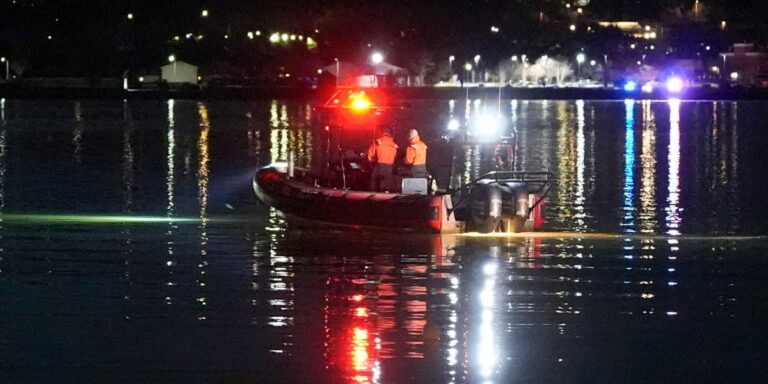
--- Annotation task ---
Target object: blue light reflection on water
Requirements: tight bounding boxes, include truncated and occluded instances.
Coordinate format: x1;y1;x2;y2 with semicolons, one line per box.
623;99;636;233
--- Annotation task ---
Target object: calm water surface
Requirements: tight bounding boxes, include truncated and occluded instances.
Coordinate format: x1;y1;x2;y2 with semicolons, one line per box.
1;98;767;383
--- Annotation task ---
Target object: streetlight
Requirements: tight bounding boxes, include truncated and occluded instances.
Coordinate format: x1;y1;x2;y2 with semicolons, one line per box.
474;55;481;83
576;53;586;82
335;58;340;86
464;63;472;83
201;9;209;17
0;57;8;81
168;54;177;78
521;55;528;84
371;52;384;64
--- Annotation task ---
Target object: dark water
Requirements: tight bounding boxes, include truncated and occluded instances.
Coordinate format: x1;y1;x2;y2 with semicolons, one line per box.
1;98;767;383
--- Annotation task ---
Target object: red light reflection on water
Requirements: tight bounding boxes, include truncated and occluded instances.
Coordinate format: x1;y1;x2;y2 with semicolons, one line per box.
325;278;379;384
352;327;370;371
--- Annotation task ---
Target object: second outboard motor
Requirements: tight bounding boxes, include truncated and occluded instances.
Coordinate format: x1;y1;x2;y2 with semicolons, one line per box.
467;183;503;233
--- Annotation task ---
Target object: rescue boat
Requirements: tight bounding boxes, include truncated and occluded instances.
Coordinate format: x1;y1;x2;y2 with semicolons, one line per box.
253;164;551;233
252;86;553;233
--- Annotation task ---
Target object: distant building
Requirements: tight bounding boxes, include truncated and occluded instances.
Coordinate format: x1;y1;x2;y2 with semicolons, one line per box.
597;21;661;40
160;61;199;85
720;44;768;86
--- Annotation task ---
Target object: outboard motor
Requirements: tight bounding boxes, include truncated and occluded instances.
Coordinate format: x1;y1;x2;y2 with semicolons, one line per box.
467;183;503;233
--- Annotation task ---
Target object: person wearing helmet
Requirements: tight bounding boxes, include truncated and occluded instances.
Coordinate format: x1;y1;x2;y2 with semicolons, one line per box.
366;126;399;191
404;129;428;178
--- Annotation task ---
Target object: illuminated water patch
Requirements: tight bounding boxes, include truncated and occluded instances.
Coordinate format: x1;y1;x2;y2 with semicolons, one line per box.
459;231;765;241
0;214;219;224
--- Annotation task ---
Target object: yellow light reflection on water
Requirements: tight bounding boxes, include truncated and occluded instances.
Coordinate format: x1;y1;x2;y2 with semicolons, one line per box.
639;100;657;233
197;103;211;315
555;102;576;224
197;103;210;226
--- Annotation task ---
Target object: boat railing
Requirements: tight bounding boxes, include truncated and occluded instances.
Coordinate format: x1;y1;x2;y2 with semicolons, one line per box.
448;170;554;216
474;170;553;184
459;170;553;193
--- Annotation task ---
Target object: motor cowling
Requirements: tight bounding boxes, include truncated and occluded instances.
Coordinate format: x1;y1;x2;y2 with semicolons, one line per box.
467;184;503;233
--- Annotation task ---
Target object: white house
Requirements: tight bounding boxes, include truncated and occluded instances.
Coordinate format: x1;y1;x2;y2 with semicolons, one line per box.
160;61;199;85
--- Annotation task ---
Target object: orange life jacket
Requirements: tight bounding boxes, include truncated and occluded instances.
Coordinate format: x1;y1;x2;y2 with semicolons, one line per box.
366;134;398;165
405;138;428;166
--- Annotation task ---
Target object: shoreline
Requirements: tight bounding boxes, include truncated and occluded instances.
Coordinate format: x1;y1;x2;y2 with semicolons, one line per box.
3;85;768;101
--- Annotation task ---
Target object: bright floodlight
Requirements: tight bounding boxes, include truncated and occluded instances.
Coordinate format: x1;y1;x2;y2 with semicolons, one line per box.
666;77;684;93
447;118;460;131
0;57;5;62
371;52;384;64
201;9;209;17
168;54;176;63
474;54;481;64
464;63;472;71
473;114;502;138
576;53;586;64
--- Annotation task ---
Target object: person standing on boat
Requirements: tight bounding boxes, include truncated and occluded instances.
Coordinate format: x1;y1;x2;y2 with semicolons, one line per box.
404;129;428;178
366;126;398;191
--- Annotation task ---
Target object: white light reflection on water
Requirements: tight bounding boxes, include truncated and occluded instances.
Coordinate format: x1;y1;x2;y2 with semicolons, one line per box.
574;100;587;230
267;200;293;353
0;106;5;270
165;99;176;305
728;102;740;229
475;253;500;383
72;101;83;163
166;99;176;220
121;101;134;213
666;99;682;314
0;109;5;213
666;99;682;235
